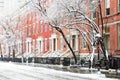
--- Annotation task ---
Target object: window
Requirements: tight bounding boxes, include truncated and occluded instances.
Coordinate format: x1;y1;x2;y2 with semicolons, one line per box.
20;43;22;53
31;25;33;35
39;41;42;52
26;14;29;24
92;10;96;18
29;13;31;22
82;33;87;49
18;43;20;54
60;37;63;50
39;21;41;32
45;38;47;51
66;14;70;24
26;27;28;37
106;0;110;15
28;26;31;36
104;35;110;51
45;23;47;32
118;23;120;49
106;8;110;15
36;22;38;34
72;35;76;50
32;40;35;50
53;38;56;51
118;0;120;12
103;26;110;52
91;30;96;46
31;12;33;22
91;4;96;18
41;21;43;33
38;39;43;53
60;17;63;26
27;42;29;53
33;23;35;35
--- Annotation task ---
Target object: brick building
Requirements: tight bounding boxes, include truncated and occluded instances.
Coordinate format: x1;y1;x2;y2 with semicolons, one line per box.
97;0;120;56
91;0;120;68
44;0;120;67
0;0;120;68
0;0;53;63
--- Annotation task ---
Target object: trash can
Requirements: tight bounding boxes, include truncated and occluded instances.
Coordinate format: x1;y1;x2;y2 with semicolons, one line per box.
62;58;70;66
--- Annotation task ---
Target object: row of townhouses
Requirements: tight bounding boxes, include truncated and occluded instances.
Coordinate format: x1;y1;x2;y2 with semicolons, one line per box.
0;0;120;68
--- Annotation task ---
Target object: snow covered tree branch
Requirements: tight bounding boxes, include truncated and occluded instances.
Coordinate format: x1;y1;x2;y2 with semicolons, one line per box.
31;0;109;68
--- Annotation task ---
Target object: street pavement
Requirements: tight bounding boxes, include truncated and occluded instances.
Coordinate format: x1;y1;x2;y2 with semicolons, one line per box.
23;63;120;79
0;62;118;80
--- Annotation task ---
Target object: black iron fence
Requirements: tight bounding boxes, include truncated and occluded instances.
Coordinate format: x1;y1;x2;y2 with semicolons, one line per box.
0;55;120;70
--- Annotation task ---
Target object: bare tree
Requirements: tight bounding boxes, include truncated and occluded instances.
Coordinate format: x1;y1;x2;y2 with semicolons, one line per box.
0;15;22;61
31;0;109;68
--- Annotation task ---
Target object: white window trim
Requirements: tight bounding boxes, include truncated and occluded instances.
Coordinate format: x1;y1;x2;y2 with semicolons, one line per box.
18;40;22;54
105;0;110;16
37;37;44;53
32;40;35;52
49;38;52;51
45;38;47;51
60;36;63;51
76;35;79;51
26;38;32;54
70;35;79;51
51;33;58;52
106;0;110;8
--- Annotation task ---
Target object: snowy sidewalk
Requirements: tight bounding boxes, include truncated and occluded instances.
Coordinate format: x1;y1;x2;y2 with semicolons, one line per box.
0;61;118;80
17;62;120;80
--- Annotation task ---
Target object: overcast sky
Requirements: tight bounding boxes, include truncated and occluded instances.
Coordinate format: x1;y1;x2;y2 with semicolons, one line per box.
0;0;26;18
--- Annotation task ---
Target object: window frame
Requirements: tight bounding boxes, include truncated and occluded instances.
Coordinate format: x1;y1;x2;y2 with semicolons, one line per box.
82;33;87;49
118;23;120;49
105;0;110;15
92;10;96;19
118;0;120;12
60;37;63;51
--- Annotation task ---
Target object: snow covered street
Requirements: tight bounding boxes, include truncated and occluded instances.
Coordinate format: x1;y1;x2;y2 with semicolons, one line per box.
0;62;118;80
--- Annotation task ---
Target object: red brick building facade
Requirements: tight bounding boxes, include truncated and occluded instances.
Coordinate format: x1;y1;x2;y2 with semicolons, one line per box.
99;0;120;56
0;0;120;67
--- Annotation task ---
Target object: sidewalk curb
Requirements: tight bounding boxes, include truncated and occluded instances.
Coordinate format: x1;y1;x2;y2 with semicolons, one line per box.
13;62;120;79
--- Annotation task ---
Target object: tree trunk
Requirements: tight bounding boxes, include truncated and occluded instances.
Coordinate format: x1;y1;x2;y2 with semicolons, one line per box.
55;27;77;64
